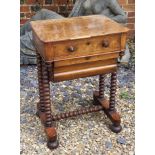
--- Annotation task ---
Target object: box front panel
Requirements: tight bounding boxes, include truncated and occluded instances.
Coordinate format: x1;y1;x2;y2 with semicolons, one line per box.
53;58;117;82
53;34;121;61
54;52;120;67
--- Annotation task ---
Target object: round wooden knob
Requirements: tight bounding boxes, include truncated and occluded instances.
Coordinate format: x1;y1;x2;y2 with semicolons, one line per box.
67;46;75;52
102;40;109;48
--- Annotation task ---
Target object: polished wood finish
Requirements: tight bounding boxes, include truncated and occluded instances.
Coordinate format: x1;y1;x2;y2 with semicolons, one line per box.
51;106;103;121
109;72;117;111
93;91;122;133
31;15;128;43
54;64;117;82
32;15;129;150
99;75;106;99
54;52;120;67
36;53;58;149
31;15;128;62
52;34;121;60
53;60;117;81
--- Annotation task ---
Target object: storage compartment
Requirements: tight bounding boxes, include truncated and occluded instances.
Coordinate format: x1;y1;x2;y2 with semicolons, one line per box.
53;59;117;82
54;52;120;67
53;34;121;60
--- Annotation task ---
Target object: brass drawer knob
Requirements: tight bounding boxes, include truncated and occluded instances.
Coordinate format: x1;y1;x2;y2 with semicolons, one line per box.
102;40;109;48
67;46;76;52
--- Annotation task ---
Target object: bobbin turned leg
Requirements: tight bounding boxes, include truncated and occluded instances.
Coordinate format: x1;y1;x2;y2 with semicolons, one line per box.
93;72;122;133
36;52;45;119
41;61;59;149
108;72;122;133
93;74;108;106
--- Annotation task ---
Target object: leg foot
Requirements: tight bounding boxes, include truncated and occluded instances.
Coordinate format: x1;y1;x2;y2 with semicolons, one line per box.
36;111;40;117
107;110;122;133
47;139;59;150
37;53;58;149
45;127;59;150
93;91;122;133
109;124;122;133
108;72;122;133
41;61;59;149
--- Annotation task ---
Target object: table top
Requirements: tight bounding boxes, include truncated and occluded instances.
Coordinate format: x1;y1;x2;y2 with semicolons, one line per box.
31;15;129;43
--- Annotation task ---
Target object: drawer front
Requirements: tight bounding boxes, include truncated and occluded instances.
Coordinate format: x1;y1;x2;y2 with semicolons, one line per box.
53;59;117;82
53;34;121;60
54;52;120;67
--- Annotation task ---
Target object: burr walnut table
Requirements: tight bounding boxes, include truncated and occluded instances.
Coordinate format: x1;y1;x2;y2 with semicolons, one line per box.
31;15;129;150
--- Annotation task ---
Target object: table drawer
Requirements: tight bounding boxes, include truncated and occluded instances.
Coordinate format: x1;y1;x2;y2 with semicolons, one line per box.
53;34;121;60
53;59;117;82
54;52;120;67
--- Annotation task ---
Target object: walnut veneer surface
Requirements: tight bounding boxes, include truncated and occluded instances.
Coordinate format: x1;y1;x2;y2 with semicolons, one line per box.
31;15;129;150
31;15;128;62
31;15;128;42
31;15;129;82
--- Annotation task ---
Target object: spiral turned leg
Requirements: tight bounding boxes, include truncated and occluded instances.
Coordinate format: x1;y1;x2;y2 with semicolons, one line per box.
109;72;117;111
109;72;122;133
93;74;107;106
36;53;45;118
41;61;58;150
99;75;106;99
93;72;122;133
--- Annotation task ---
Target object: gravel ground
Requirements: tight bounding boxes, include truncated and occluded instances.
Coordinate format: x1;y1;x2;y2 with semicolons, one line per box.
20;40;135;155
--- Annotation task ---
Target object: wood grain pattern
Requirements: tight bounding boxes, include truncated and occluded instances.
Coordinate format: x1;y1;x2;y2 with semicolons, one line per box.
93;91;122;133
121;32;128;51
32;15;129;149
53;62;117;82
33;34;54;61
31;15;129;43
54;65;117;82
53;34;121;60
55;59;116;73
31;15;129;62
54;52;120;67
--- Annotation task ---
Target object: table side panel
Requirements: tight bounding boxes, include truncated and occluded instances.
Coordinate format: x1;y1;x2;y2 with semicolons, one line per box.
121;33;128;51
33;32;54;62
33;32;45;58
